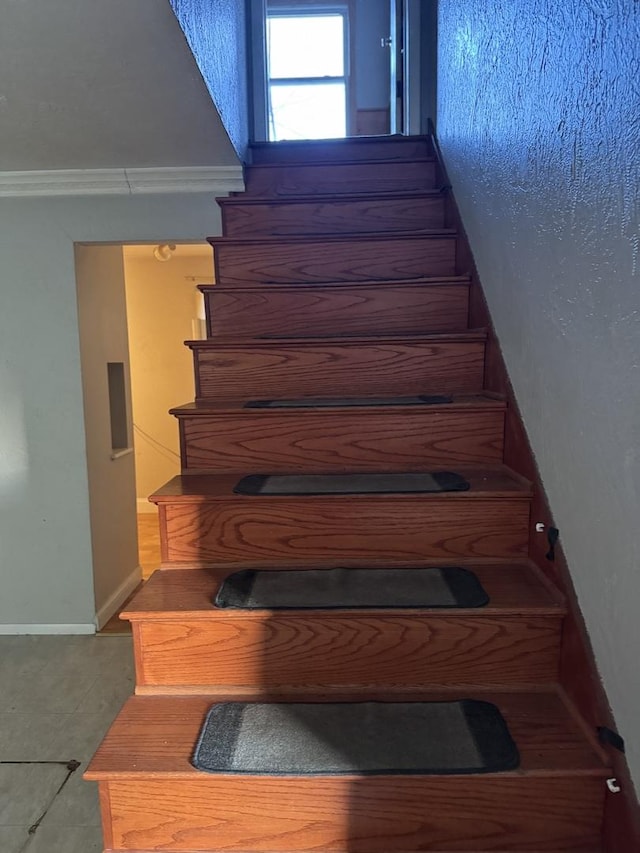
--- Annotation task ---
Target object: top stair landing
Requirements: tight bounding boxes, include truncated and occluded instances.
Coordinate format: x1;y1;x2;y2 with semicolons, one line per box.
249;135;434;164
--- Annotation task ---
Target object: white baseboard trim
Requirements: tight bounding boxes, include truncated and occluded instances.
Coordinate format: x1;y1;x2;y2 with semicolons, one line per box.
0;623;96;635
95;567;143;630
137;499;158;514
0;165;245;198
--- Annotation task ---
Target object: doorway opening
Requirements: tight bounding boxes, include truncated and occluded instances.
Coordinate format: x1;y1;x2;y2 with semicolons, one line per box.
267;8;350;140
252;0;429;142
76;242;213;633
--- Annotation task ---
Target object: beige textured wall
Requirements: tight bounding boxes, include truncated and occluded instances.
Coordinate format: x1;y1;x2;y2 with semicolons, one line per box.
123;246;214;504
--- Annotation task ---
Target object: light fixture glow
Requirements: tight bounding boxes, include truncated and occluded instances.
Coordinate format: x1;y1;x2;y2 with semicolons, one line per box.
153;243;176;262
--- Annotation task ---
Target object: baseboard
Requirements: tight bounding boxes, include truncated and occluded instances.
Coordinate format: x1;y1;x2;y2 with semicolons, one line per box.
0;623;96;635
137;498;158;514
95;566;143;630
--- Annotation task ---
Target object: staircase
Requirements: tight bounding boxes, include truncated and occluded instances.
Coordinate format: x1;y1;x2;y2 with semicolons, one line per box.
86;135;609;851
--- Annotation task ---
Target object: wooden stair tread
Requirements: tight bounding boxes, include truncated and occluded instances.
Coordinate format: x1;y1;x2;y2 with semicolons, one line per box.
84;689;608;779
187;330;488;348
246;155;436;170
149;466;532;503
170;394;507;417
199;277;471;292
208;229;457;248
248;136;434;166
122;564;565;620
218;188;446;206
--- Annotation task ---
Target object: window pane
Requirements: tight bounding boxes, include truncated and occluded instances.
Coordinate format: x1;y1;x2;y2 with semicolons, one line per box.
269;83;346;141
267;15;344;79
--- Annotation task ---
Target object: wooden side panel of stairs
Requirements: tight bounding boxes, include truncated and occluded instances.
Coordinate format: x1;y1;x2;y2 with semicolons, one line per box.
87;136;611;852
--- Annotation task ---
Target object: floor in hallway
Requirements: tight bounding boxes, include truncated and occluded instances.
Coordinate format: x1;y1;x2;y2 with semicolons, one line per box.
0;634;134;852
137;512;162;580
98;514;162;635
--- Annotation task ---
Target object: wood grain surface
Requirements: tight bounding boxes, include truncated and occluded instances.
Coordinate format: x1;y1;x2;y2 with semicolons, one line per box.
135;614;561;689
87;691;607;851
244;159;437;198
204;283;469;338
101;775;603;851
211;233;457;285
220;193;446;237
160;498;530;565
191;337;486;400
177;408;505;472
249;137;433;164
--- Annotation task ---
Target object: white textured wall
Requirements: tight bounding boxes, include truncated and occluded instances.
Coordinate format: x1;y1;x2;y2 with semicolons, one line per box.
437;0;640;787
0;194;222;631
170;0;250;159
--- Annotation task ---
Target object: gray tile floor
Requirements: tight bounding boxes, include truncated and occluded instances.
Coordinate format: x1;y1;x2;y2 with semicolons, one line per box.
0;634;134;853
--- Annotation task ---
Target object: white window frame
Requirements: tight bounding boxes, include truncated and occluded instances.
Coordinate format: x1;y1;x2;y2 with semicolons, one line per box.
264;2;354;140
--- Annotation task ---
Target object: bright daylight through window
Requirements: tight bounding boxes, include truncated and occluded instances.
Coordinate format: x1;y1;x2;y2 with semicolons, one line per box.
267;12;348;140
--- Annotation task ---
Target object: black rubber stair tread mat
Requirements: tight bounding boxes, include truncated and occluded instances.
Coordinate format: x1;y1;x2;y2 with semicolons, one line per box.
192;700;520;775
234;471;470;495
215;566;489;610
244;395;453;408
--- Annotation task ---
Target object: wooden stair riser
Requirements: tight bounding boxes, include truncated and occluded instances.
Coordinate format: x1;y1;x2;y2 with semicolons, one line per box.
220;194;446;238
176;410;506;473
99;775;604;852
204;284;469;338
249;137;434;164
244;160;437;198
156;498;531;565
211;235;457;286
132;614;562;691
191;340;486;400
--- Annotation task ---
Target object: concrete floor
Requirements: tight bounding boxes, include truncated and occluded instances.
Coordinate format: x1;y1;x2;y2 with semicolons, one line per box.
0;634;134;852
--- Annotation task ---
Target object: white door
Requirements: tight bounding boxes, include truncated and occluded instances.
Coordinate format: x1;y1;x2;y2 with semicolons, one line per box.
388;0;403;133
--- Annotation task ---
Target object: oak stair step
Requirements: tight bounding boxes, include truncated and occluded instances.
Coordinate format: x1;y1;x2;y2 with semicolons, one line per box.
201;279;469;338
249;135;434;164
188;332;487;401
170;394;506;473
218;191;447;237
149;466;531;567
123;563;565;693
243;157;437;198
85;690;609;852
209;231;458;286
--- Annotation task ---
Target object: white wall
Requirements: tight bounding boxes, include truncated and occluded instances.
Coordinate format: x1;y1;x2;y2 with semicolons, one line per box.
123;248;214;502
437;0;640;788
170;0;251;159
0;194;223;632
0;0;239;170
76;246;140;628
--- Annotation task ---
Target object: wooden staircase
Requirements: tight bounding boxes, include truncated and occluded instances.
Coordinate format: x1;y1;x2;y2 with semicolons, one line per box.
86;135;609;851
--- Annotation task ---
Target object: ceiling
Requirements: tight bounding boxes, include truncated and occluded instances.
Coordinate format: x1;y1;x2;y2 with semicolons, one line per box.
0;0;240;171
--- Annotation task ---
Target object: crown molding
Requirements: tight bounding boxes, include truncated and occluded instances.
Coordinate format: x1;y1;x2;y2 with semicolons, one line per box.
0;165;245;198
